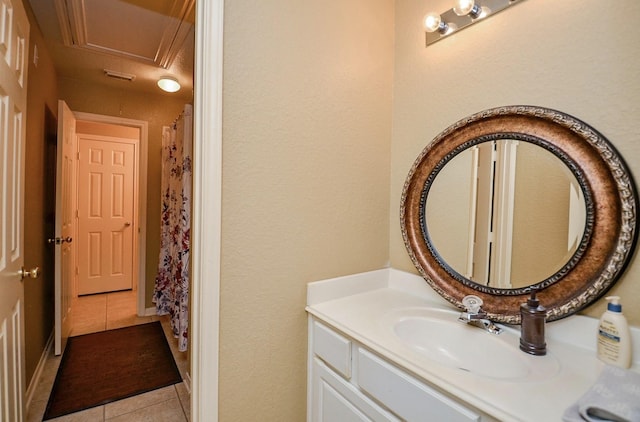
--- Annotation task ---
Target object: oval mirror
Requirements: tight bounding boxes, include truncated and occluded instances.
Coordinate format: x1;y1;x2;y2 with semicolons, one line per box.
426;139;587;291
401;106;637;323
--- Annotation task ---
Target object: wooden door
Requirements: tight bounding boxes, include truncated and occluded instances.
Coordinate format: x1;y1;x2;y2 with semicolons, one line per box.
77;135;136;295
54;100;77;355
0;0;29;418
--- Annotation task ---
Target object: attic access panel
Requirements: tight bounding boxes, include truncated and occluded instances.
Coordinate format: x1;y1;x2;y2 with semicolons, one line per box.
56;0;195;68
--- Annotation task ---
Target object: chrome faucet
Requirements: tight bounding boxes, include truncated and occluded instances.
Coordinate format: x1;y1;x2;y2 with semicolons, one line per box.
458;295;503;334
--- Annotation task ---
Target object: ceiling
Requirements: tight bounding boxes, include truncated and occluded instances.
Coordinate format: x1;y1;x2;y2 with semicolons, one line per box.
28;0;195;100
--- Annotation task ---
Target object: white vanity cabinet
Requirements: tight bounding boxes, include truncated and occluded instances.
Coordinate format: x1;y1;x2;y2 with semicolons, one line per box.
308;317;491;422
306;269;630;421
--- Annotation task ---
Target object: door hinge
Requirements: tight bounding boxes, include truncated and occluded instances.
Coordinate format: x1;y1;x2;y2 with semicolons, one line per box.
75;267;79;275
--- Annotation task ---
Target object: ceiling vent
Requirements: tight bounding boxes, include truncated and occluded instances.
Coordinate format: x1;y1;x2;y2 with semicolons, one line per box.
104;69;136;81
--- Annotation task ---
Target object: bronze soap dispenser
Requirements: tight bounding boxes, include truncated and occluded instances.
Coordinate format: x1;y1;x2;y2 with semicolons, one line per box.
519;288;547;356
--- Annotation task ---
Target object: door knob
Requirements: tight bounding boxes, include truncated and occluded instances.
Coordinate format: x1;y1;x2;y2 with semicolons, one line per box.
124;222;131;227
19;266;40;280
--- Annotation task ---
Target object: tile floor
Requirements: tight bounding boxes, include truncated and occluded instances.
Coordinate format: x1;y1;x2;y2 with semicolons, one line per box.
27;290;190;422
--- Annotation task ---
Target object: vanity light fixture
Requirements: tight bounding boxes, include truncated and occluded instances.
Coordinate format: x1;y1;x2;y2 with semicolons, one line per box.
424;0;525;46
157;76;181;93
424;12;449;34
453;0;483;18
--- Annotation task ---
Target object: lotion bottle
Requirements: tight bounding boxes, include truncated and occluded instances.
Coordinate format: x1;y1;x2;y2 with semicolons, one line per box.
597;296;632;368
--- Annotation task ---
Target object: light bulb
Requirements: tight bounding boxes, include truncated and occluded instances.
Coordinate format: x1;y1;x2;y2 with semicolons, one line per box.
424;12;446;33
157;77;181;93
453;0;482;18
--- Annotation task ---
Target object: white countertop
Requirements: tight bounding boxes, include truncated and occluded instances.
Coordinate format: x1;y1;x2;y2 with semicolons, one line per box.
306;268;640;422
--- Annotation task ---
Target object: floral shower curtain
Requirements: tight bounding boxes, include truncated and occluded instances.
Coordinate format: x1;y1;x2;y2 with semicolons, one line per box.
154;104;192;352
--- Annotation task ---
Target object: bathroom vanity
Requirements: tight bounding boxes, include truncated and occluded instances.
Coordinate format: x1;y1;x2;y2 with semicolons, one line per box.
306;269;640;422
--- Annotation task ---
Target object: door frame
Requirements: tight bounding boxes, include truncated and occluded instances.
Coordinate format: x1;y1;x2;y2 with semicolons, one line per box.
191;0;223;420
72;112;148;316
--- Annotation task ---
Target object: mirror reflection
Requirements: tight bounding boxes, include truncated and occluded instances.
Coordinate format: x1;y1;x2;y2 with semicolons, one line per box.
425;140;586;289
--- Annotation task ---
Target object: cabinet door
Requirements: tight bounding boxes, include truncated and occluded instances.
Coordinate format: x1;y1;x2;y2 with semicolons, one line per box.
311;358;400;422
358;349;481;422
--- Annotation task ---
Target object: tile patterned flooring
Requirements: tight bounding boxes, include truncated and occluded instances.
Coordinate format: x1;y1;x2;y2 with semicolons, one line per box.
27;290;190;421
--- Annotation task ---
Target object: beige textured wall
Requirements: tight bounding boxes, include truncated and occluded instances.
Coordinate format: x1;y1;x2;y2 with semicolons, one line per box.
23;0;58;385
58;77;190;307
220;0;394;420
390;0;640;325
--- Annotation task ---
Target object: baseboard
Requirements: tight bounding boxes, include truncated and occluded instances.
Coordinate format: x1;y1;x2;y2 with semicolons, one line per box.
25;332;54;411
184;371;192;394
145;306;157;316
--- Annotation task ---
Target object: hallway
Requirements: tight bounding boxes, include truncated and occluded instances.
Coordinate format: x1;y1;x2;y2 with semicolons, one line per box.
26;291;190;421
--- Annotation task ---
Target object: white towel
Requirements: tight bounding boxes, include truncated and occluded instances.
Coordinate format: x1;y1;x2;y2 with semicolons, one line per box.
563;365;640;422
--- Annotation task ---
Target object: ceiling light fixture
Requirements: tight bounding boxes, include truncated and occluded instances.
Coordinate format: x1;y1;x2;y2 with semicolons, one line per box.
157;77;181;93
424;0;526;47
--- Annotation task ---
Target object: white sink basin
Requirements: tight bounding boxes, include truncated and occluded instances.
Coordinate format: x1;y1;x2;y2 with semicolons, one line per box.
384;307;560;381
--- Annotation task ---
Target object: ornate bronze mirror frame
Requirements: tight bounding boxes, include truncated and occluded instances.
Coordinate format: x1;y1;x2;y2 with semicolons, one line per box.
401;106;637;323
